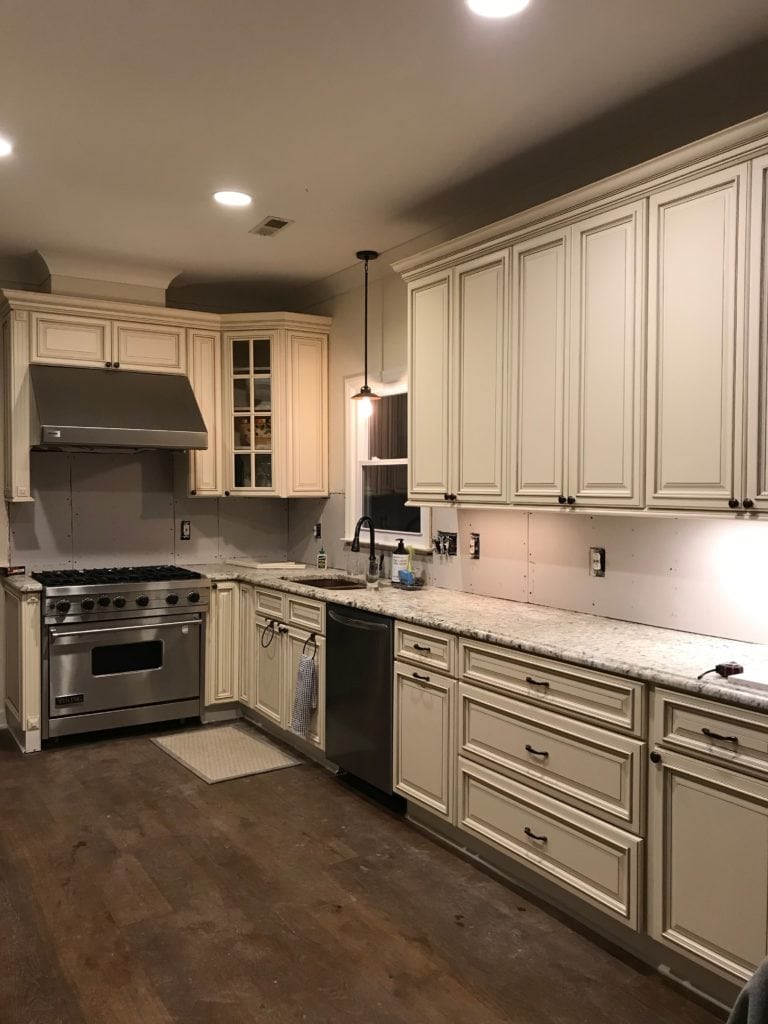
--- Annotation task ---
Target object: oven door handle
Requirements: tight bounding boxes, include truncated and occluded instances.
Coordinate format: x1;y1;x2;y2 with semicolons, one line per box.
49;619;201;643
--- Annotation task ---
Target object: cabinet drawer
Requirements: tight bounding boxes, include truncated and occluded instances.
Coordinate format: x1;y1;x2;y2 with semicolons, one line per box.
460;683;644;832
113;321;187;373
31;312;112;366
287;595;325;634
254;588;285;620
395;622;456;676
652;689;768;778
460;639;644;737
458;758;641;928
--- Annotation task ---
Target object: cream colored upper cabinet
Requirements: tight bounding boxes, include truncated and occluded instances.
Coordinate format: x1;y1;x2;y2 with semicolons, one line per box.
745;154;768;511
646;165;748;510
112;321;187;374
511;229;569;504
568;203;646;506
453;251;508;502
408;272;452;502
30;311;112;367
648;749;768;982
285;331;328;497
187;329;223;497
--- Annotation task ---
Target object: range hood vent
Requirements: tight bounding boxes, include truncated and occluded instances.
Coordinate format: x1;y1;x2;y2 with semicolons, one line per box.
30;364;208;451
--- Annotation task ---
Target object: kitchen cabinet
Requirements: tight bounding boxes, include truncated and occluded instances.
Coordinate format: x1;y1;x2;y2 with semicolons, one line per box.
187;329;224;497
2;584;42;754
394;658;456;821
112;321;187;374
204;581;239;705
745;153;768;511
223;319;328;498
407;251;508;505
253;614;284;726
646;165;748;510
511;202;645;507
238;584;253;706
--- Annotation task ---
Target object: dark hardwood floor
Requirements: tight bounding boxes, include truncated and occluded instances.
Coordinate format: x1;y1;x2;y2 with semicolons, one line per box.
0;727;723;1024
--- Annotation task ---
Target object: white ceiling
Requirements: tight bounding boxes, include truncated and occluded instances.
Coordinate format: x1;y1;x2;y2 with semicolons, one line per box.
1;0;767;295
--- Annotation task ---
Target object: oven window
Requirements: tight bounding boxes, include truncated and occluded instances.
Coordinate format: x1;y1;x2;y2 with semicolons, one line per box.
91;641;163;676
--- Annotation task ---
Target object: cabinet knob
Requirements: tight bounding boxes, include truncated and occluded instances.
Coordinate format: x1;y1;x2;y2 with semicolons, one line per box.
190;489;197;496
558;495;567;505
650;751;662;764
567;496;576;505
113;361;120;369
728;498;740;509
743;498;755;510
105;361;112;368
224;490;230;497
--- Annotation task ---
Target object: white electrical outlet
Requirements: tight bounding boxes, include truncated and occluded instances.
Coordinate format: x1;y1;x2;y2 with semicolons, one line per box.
589;547;605;577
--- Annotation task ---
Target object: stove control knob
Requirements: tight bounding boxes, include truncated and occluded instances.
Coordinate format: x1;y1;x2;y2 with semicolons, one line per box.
56;600;71;613
98;596;111;607
113;596;126;608
188;591;200;603
136;595;149;607
166;593;179;605
81;598;95;611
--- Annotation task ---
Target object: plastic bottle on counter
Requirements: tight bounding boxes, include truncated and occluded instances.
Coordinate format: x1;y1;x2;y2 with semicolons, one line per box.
317;545;327;570
391;538;408;582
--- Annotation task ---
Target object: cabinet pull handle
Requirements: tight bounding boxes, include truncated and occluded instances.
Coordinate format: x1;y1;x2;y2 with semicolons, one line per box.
525;743;549;758
260;620;277;648
413;643;432;652
728;498;740;509
412;672;430;682
650;750;662;764
702;727;738;744
278;624;289;635
105;361;112;368
113;361;120;369
743;498;755;510
566;496;576;505
525;675;550;688
524;827;547;843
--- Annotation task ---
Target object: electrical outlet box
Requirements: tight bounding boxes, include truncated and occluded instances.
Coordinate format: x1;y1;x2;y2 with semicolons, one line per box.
313;522;322;540
180;520;191;541
469;532;480;559
589;546;605;577
437;531;458;556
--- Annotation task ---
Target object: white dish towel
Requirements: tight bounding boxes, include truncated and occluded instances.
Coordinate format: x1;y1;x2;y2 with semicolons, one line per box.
290;652;317;738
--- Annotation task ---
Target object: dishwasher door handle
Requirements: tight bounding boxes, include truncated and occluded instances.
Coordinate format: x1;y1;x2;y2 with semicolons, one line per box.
327;608;391;632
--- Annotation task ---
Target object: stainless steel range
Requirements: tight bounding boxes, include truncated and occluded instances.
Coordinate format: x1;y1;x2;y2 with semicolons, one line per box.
32;565;210;739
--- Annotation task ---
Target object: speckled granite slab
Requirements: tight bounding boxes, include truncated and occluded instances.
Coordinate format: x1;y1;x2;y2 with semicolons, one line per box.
187;562;768;713
1;575;42;594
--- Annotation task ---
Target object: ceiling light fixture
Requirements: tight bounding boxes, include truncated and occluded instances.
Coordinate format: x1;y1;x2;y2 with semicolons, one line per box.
351;250;381;409
466;0;530;17
213;190;252;207
0;136;14;157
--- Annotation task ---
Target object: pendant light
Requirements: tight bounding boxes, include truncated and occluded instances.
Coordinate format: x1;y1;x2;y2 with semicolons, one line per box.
351;249;380;406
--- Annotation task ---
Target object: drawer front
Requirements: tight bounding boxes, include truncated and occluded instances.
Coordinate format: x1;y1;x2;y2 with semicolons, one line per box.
652;689;768;778
113;321;187;373
458;758;641;928
460;639;644;737
254;588;285;620
460;683;644;831
395;621;456;676
287;596;325;634
31;312;112;366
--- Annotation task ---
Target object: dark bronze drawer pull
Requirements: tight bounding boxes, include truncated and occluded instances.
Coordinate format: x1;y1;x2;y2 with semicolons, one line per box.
702;727;738;743
412;672;430;682
525;676;550;688
524;826;547;843
525;743;549;758
413;643;432;652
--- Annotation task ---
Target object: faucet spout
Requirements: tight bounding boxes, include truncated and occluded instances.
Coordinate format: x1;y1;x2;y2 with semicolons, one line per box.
351;516;377;567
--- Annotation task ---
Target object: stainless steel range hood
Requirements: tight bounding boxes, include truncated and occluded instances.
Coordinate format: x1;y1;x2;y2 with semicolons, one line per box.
30;364;208;451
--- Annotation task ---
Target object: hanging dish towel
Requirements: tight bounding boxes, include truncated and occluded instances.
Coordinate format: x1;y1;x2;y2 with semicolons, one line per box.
290;652;317;738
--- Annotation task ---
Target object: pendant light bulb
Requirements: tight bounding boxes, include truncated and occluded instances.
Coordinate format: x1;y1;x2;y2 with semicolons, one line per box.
351;249;380;404
357;396;374;420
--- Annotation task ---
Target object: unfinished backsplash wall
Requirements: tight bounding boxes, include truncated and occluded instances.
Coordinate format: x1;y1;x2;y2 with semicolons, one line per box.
9;451;289;570
288;494;768;646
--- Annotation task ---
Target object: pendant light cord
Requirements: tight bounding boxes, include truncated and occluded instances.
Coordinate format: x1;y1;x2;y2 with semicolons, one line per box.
363;255;369;388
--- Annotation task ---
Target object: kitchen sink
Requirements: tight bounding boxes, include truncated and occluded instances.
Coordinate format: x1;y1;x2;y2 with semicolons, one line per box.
282;576;367;590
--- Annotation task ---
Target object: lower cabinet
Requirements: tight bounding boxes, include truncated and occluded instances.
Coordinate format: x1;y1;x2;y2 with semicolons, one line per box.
204;581;239;705
648;747;768;982
393;660;456;820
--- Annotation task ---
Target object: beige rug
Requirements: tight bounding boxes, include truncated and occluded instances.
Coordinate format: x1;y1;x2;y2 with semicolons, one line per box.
152;723;301;784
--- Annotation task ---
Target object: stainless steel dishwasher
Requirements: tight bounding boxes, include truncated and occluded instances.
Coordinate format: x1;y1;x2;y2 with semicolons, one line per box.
325;603;394;794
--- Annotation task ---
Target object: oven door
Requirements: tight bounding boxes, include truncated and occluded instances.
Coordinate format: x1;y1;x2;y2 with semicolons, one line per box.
47;614;201;719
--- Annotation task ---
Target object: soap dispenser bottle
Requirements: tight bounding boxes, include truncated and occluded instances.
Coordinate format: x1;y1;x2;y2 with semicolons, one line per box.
391;538;408;582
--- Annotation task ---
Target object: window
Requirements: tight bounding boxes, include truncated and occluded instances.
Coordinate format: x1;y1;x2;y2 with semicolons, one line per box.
345;377;431;550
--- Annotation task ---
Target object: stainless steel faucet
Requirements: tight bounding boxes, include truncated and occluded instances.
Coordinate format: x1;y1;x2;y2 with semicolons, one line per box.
350;515;377;573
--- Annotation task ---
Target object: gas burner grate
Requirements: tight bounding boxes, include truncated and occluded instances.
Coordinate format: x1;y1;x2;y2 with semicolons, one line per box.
31;564;203;587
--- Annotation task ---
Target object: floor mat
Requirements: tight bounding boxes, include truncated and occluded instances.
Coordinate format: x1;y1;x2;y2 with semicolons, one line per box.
151;723;301;784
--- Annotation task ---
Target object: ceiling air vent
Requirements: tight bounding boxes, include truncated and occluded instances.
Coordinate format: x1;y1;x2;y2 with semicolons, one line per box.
249;215;294;237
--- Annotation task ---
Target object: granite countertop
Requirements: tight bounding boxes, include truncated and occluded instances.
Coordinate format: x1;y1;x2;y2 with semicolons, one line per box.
189;561;768;713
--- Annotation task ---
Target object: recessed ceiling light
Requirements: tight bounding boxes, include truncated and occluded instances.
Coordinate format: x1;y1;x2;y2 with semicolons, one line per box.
0;136;14;157
213;190;252;207
466;0;530;17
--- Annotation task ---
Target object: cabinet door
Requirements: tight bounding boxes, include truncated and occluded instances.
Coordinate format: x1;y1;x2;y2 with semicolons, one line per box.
205;582;238;705
408;273;451;502
187;330;223;497
285;628;325;749
453;251;508;502
113;321;187;373
3;312;33;502
225;333;280;496
745;154;768;510
511;229;569;504
569;203;645;507
253;614;284;726
238;585;254;706
393;661;455;820
285;331;328;497
30;311;112;367
648;749;768;982
647;166;748;509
